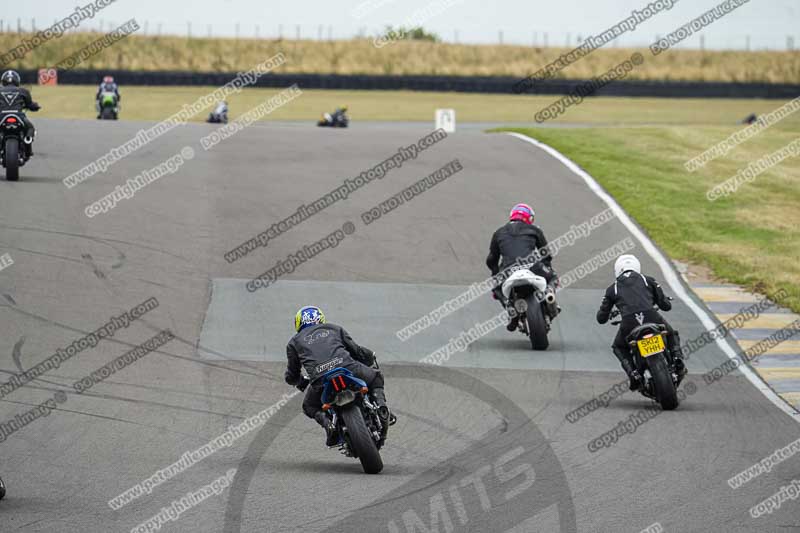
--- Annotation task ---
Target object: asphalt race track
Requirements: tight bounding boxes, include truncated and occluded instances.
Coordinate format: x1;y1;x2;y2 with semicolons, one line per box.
0;118;798;532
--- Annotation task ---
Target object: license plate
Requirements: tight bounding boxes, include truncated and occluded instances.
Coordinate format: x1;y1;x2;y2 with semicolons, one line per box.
637;335;665;357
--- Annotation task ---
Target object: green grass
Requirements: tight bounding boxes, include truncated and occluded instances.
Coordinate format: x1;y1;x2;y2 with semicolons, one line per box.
27;85;800;126
496;123;800;313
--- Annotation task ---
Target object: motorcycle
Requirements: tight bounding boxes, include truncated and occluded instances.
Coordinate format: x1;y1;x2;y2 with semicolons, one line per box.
98;91;119;120
0;475;6;499
0;109;35;181
315;366;388;474
207;102;228;124
317;111;349;128
501;266;559;350
207;110;228;124
609;304;682;410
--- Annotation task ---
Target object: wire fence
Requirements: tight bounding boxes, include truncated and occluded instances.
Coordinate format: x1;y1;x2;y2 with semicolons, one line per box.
0;18;796;51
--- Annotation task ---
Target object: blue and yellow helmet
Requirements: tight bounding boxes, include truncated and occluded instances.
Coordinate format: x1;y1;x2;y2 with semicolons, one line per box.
295;306;326;332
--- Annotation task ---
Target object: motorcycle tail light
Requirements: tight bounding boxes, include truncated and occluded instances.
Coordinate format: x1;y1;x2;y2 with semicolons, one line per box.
330;375;347;391
643;333;653;338
5;117;16;124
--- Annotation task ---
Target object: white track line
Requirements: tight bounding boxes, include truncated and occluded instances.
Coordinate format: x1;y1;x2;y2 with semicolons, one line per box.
506;131;800;422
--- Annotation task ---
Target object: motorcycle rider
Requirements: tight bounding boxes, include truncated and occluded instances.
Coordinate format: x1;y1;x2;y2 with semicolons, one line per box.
331;105;348;123
321;105;348;126
0;70;40;157
486;203;558;331
207;101;228;123
596;254;687;391
95;75;120;118
285;306;393;446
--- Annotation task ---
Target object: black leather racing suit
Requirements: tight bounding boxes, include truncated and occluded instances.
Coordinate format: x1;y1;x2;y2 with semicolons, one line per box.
596;270;679;364
285;322;384;421
0;85;39;150
486;221;557;303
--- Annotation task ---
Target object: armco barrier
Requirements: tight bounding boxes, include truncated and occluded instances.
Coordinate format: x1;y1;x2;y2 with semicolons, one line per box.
18;69;800;99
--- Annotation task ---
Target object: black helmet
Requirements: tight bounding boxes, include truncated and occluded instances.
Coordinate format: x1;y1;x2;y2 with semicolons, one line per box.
1;70;21;87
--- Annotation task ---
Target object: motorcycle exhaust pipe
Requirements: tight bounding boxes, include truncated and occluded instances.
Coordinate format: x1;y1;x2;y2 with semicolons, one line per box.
544;288;560;317
23;136;33;144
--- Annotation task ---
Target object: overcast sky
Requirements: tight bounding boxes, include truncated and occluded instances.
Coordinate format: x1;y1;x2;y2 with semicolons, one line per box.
7;0;799;50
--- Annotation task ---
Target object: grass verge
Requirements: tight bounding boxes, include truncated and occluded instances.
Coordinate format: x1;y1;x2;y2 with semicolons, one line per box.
495;123;800;313
26;85;800;125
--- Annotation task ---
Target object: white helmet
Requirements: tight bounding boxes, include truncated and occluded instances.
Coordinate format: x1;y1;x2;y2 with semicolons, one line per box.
614;254;641;278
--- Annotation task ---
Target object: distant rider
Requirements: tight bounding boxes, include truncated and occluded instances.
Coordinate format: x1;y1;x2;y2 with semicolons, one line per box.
331;105;348;124
596;254;687;390
0;70;40;157
207;101;228;123
322;105;347;126
486;203;558;331
285;306;393;446
95;75;120;118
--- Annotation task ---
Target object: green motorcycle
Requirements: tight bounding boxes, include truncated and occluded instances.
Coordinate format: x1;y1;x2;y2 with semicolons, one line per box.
98;91;119;120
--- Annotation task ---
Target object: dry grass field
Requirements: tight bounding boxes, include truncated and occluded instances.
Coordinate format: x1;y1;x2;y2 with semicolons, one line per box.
1;32;798;82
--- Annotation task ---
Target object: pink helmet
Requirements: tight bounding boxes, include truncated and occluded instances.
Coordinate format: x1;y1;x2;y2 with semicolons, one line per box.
103;75;114;84
509;203;534;224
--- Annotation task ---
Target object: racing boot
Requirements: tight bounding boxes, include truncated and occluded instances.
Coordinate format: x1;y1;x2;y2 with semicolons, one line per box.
507;300;524;331
669;331;688;381
620;358;642;391
314;411;339;447
506;312;520;332
371;388;396;426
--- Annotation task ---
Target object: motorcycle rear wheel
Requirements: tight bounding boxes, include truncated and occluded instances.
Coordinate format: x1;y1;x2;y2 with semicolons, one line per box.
648;354;679;410
4;138;19;181
341;405;383;474
525;295;549;350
